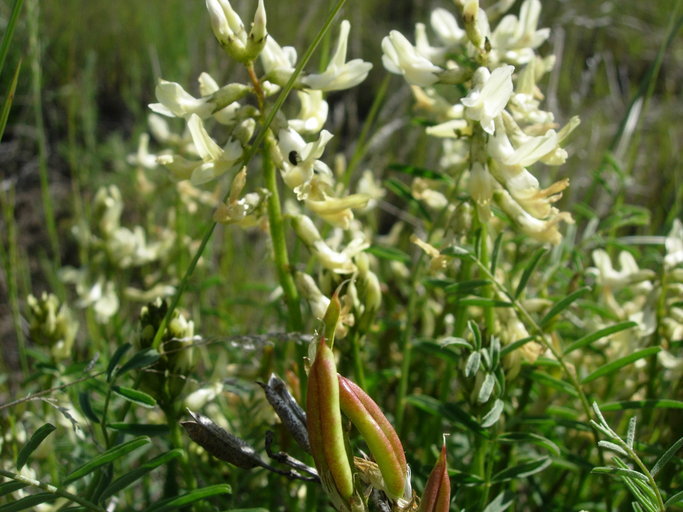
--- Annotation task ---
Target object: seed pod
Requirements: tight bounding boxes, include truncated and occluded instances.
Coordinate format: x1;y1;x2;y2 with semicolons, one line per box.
338;375;408;500
418;443;450;512
182;410;264;469
307;337;355;507
259;373;310;453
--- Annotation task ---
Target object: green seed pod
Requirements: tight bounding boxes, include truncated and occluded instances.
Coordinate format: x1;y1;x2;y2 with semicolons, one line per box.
307;337;355;507
338;375;408;501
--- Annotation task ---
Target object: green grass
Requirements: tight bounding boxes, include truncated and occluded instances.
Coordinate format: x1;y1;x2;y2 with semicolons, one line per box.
1;0;682;511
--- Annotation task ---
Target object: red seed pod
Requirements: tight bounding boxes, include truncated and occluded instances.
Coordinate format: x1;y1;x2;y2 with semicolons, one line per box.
418;443;451;512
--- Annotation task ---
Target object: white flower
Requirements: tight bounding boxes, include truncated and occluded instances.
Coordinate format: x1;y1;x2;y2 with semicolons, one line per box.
381;30;442;87
493;188;573;245
277;128;333;200
288;90;329;133
665;219;683;268
461;65;514;134
491;0;549;64
260;36;298;87
430;8;466;47
149;80;214;119
127;133;158;169
487;116;559;167
157;114;243;184
590;250;656;291
302;20;372;92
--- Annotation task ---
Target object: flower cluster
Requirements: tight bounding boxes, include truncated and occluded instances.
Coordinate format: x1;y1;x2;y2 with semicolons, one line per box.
136;0;384;338
382;0;579;244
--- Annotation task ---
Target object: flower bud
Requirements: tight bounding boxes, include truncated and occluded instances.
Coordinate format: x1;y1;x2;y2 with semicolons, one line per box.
245;0;267;60
307;338;355;508
418;443;451;512
338;376;409;501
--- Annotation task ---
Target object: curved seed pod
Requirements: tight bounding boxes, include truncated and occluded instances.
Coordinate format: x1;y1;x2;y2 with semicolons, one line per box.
307;337;355;507
259;373;310;452
418;443;450;512
338;375;407;500
181;410;264;469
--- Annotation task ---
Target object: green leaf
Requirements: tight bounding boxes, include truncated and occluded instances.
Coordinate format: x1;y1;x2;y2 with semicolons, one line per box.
491;457;551;482
591;466;649;482
387;162;450;182
16;423;56;470
457;298;513;308
581;347;661;384
483;491;514;512
444;279;491;295
100;449;182;499
0;482;28;496
385;178;431;221
78;391;100;424
665;490;683;506
563;321;637;355
406;395;488;437
599;399;683;411
540;287;591;328
146;484;232;512
465;351;481;377
117;348;161;376
650;436;683;478
514;248;547;299
112;385;157;408
0;493;57;512
490;232;504;275
497;432;561;457
477;373;495;403
108;423;170;436
500;336;536;357
415;341;460;365
106;343;131;381
63;436;150;484
527;370;578;398
365;245;411;264
481;399;504;428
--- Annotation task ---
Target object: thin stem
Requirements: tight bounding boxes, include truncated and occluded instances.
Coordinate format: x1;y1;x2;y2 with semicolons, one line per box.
263;134;303;332
0;468;106;512
27;0;60;263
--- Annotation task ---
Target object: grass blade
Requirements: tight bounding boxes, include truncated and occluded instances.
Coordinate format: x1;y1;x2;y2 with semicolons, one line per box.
0;0;24;76
16;423;56;470
116;348;161;376
491;457;551;482
63;436;150;484
0;59;21;143
581;347;661;384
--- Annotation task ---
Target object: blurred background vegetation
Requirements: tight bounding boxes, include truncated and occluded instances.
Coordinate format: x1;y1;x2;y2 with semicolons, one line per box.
1;0;681;392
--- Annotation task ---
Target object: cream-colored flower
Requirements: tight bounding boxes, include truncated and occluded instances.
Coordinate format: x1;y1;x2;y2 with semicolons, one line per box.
276;128;333;200
260;36;298;87
382;30;442;86
461;65;514;135
490;0;549;65
288;90;329;134
665;219;683;268
302;21;372;92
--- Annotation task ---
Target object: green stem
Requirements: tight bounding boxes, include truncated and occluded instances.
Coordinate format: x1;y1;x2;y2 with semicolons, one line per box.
348;327;367;390
263;135;303;331
0;468;106;512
